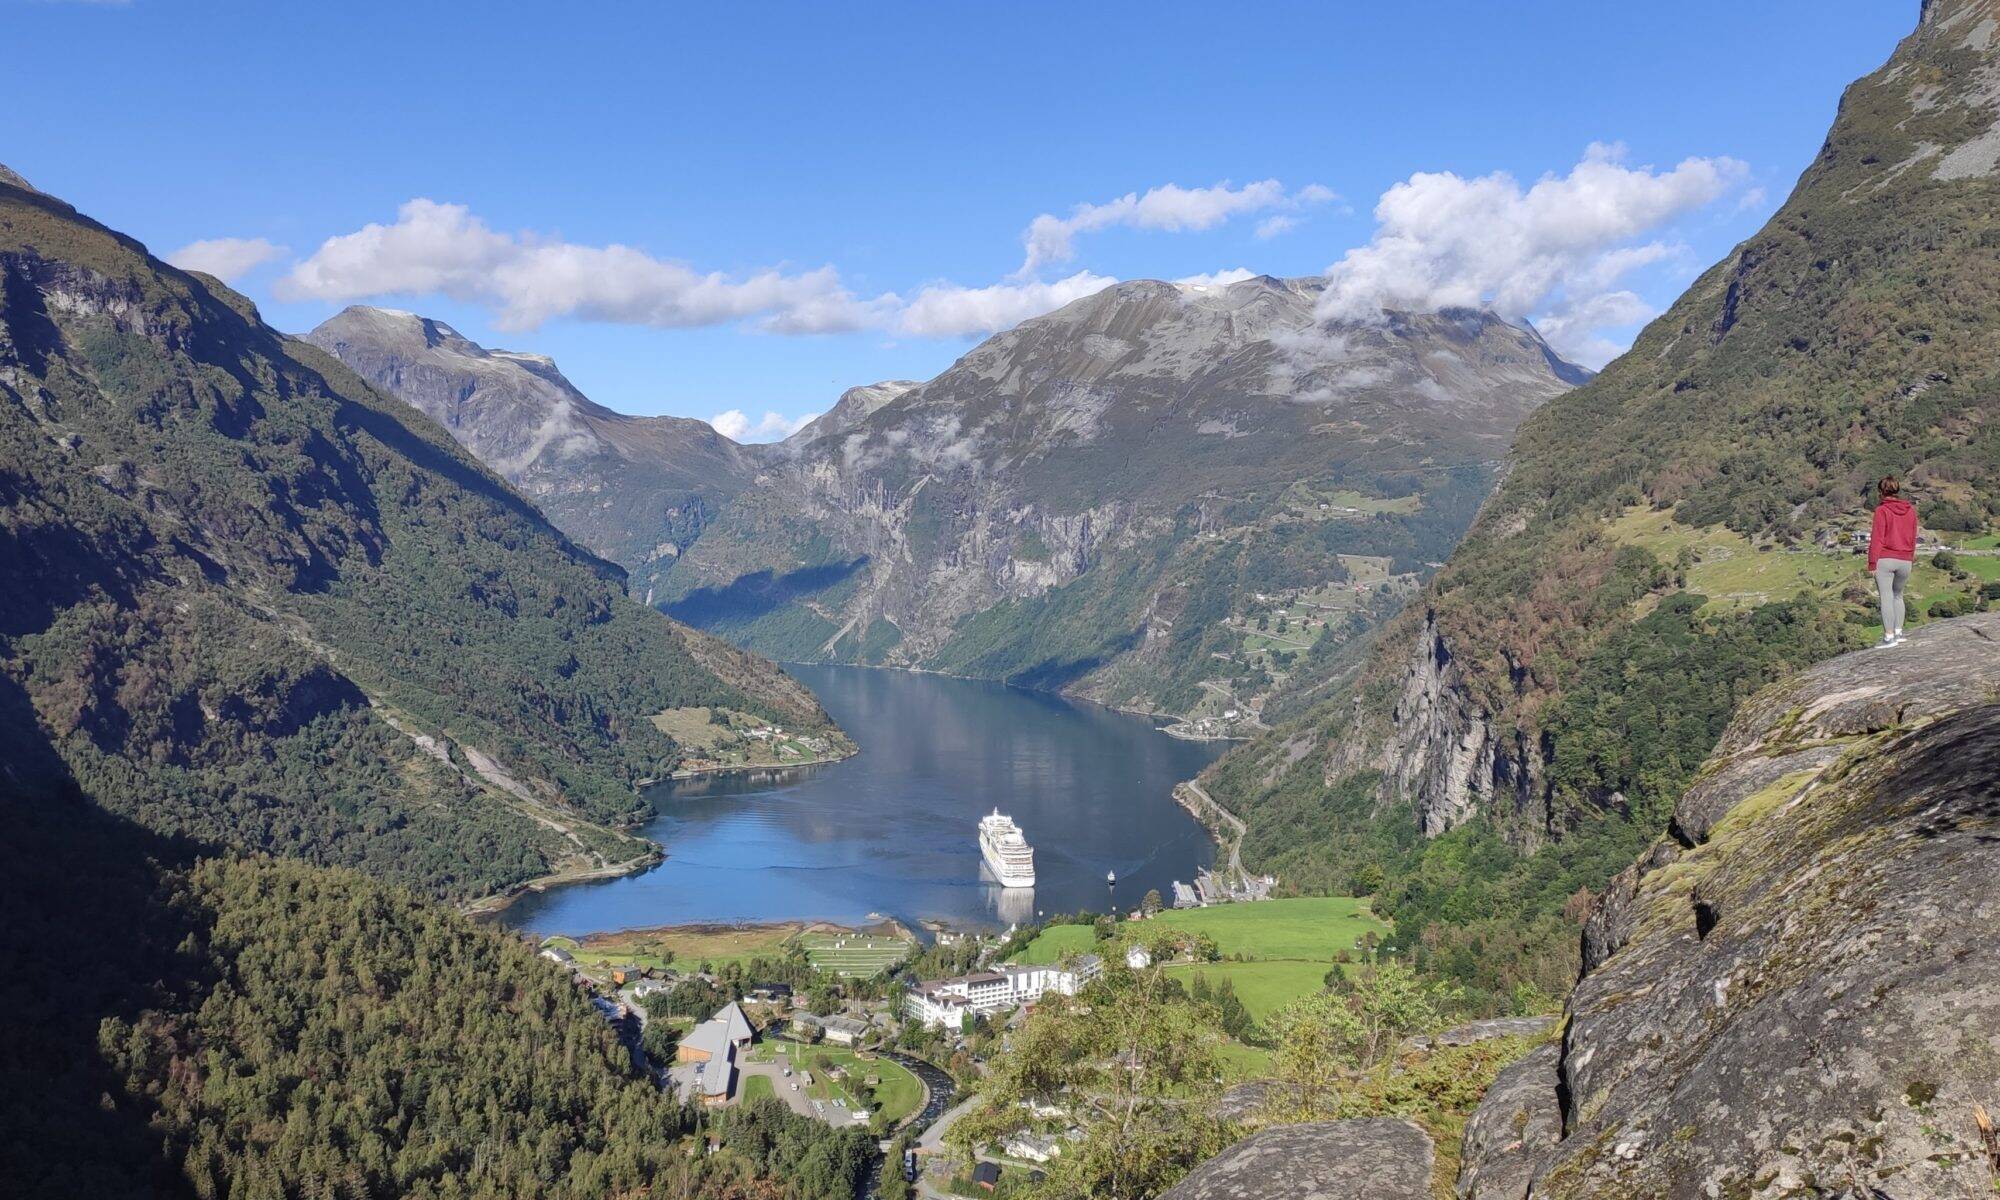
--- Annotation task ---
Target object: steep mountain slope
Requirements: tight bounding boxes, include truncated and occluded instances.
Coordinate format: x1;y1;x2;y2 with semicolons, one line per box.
1206;0;2000;1004
305;304;758;604
0;169;840;902
1459;614;2000;1198
663;276;1586;718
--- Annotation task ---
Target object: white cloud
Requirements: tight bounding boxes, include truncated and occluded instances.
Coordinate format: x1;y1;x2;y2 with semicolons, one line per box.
1318;142;1747;365
167;236;286;282
1254;215;1299;239
710;408;820;443
1019;179;1334;273
278;199;879;334
896;271;1118;338
1173;268;1259;289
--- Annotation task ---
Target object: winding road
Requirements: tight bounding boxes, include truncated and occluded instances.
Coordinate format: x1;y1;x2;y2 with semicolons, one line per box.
1176;780;1245;879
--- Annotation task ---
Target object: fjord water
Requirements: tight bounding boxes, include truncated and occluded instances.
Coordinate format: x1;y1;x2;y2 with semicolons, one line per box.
505;664;1227;935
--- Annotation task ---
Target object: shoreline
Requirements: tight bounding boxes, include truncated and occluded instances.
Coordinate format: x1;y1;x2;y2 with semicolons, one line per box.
466;740;858;921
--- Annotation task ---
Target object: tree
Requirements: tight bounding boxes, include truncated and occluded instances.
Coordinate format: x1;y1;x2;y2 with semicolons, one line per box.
953;969;1230;1200
1265;959;1459;1121
1141;889;1164;917
642;1020;680;1065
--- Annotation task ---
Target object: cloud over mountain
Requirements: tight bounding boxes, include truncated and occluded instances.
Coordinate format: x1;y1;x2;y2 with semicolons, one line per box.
1019;179;1334;272
167;236;286;281
278;199;883;334
1318;142;1747;365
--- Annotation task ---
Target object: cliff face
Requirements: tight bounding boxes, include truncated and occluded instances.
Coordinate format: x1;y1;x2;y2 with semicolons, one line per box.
1458;613;2000;1198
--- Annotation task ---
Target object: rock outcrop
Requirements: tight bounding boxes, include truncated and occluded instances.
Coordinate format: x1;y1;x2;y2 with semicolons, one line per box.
1457;613;2000;1198
1160;1118;1435;1200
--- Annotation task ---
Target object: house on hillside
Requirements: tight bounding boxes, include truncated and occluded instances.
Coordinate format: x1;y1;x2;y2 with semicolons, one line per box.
539;946;575;967
971;1162;1001;1192
1126;944;1152;969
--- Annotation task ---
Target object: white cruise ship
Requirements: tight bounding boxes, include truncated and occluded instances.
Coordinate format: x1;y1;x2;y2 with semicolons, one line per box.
978;809;1036;888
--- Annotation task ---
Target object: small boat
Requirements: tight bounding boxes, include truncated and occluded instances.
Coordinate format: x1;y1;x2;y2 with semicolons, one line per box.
1106;869;1117;885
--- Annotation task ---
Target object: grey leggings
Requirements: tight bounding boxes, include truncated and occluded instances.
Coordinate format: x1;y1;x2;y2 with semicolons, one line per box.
1876;558;1912;634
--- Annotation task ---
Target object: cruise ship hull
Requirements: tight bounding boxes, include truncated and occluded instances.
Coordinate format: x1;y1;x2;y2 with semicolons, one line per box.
981;844;1036;888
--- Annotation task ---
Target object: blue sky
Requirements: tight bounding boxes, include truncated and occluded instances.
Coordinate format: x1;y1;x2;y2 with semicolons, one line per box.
8;1;1915;438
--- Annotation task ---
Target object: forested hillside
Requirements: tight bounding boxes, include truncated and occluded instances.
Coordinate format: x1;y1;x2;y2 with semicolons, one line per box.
0;169;841;901
1206;0;2000;1008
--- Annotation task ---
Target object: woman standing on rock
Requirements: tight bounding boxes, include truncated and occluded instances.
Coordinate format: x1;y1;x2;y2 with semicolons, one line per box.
1868;475;1918;648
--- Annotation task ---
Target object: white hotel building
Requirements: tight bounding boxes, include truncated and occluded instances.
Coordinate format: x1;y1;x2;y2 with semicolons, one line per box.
904;957;1102;1029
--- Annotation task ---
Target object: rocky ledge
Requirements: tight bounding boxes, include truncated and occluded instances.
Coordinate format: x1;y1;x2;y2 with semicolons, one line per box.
1160;1118;1435;1200
1459;612;2000;1198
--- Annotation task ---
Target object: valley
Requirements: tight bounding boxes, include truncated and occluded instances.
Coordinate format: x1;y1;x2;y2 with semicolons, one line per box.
7;3;2000;1199
317;285;1583;727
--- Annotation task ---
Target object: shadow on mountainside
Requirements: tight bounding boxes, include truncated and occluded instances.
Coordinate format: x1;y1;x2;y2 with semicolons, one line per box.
0;673;216;1198
663;558;868;629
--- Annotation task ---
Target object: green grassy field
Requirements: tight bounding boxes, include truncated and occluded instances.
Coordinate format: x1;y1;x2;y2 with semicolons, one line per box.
1014;923;1099;964
1164;960;1345;1024
1015;897;1387;1032
1606;507;1990;633
798;932;913;977
1212;1035;1274;1081
743;1074;775;1102
792;1045;924;1128
548;923;798;974
543;923;913;979
1149;896;1384;961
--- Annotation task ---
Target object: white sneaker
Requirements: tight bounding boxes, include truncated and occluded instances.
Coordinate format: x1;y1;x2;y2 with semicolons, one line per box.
1877;635;1900;649
1893;628;1906;643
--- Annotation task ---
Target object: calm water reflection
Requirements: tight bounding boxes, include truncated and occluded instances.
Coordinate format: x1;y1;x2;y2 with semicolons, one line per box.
503;664;1226;935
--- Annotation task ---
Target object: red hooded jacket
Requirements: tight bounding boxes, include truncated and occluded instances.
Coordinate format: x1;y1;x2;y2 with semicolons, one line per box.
1868;497;1917;571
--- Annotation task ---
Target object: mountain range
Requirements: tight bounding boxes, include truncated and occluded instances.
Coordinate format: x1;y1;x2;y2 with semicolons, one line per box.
317;276;1589;724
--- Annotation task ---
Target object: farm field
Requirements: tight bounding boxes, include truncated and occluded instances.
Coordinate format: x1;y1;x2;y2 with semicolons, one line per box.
798;932;913;977
546;920;913;977
1148;896;1385;961
1015;897;1388;1024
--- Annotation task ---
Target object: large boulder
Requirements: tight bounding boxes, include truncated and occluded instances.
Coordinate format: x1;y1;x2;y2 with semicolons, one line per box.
1457;614;2000;1198
1455;1041;1562;1200
1160;1118;1434;1200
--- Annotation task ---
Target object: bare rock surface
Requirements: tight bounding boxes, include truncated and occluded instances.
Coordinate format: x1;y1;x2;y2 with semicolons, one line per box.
1455;1041;1561;1200
1410;1015;1556;1051
1160;1119;1434;1200
1456;613;2000;1199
